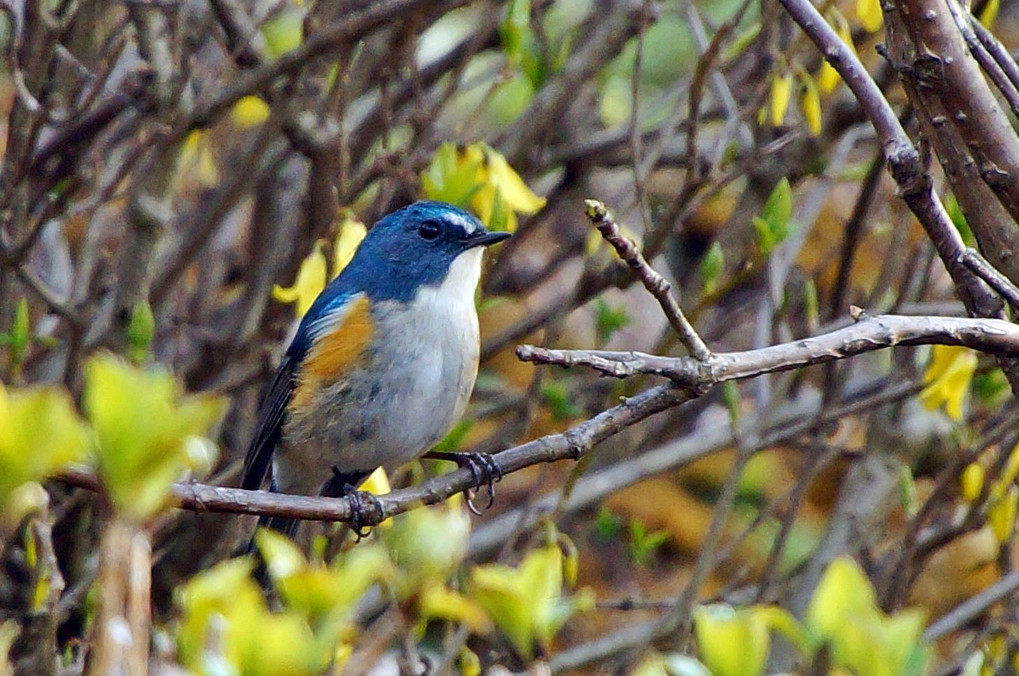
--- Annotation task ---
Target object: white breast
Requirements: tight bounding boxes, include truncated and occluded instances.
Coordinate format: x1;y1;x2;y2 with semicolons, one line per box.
364;247;484;469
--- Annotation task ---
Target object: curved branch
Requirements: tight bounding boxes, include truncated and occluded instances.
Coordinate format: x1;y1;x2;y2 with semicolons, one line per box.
57;383;689;526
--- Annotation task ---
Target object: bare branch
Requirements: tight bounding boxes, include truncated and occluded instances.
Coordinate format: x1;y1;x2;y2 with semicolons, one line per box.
519;313;1019;383
923;569;1019;641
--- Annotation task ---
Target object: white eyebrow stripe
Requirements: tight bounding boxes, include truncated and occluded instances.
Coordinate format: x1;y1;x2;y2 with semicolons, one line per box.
452;212;478;234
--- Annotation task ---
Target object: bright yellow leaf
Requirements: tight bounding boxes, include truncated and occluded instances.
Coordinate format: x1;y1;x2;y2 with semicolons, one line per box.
818;9;855;93
231;95;271;127
960;462;985;504
856;0;883;33
179;130;219;187
770;71;793;127
988;485;1018;543
980;0;1000;27
1001;442;1019;487
273;241;328;317
919;345;977;421
421;141;544;231
818;61;840;95
332;214;367;278
360;466;390;496
798;71;822;135
479;144;546;216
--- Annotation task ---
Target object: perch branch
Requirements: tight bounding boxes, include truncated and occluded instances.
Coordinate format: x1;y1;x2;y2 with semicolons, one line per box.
58;384;688;526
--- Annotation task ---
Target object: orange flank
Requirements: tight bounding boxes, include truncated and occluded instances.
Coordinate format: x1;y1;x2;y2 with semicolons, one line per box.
292;295;374;409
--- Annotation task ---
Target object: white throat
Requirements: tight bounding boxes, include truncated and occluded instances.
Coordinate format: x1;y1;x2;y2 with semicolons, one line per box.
417;246;485;312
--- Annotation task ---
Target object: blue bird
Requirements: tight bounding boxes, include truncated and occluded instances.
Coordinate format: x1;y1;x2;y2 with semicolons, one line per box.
241;201;511;543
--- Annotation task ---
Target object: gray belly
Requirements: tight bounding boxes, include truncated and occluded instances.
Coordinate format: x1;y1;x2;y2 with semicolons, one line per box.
276;299;479;496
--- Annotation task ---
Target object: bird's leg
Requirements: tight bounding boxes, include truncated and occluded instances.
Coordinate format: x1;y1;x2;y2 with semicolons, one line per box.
324;468;384;540
423;451;503;515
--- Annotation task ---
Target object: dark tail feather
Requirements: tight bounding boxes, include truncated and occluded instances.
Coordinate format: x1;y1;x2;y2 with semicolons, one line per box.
245;514;300;554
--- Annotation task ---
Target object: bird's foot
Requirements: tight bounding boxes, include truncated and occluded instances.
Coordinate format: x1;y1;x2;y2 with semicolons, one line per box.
332;471;384;540
424;451;503;515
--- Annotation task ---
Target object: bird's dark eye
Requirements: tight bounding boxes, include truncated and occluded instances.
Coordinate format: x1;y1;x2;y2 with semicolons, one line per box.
418;220;441;240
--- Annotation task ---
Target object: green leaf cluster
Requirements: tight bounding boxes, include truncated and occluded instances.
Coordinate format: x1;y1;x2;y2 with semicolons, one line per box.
85;353;227;521
539;379;583;421
421;141;546;232
627;519;670;568
470;545;594;659
1;353;226;527
499;0;572;96
594;298;631;345
0;382;90;511
179;510;594;672
693;557;929;676
1;298;57;380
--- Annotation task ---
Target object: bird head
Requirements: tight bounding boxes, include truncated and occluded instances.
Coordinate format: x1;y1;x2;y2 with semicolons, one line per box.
340;201;511;303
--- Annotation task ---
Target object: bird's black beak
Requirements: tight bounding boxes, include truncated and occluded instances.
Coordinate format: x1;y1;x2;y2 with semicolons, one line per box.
468;230;512;248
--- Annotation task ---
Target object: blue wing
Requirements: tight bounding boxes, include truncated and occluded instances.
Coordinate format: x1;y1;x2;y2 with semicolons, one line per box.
240;284;359;492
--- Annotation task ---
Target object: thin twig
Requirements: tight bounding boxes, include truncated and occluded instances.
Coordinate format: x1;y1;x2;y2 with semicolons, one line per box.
584;199;712;360
959;248;1019;311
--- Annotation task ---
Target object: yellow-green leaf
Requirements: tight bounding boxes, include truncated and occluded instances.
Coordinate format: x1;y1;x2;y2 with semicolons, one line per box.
0;621;19;676
419;585;491;632
988;485;1018;543
261;9;304;58
807;556;877;640
980;0;1000;28
0;383;90;506
694;604;770;676
470;545;590;659
383;500;471;589
421;142;485;207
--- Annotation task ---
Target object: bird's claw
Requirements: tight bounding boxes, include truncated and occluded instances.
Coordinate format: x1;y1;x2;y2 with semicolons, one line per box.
340;483;383;540
424;451;502;514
